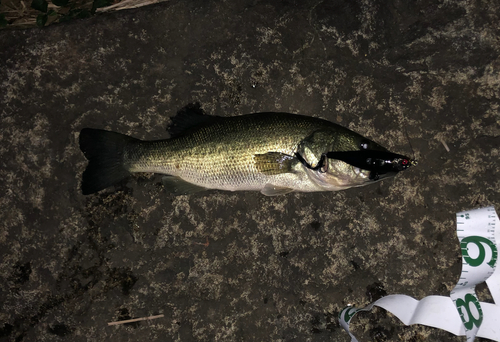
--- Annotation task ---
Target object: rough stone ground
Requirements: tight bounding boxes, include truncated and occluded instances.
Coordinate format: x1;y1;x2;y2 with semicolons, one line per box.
1;0;499;341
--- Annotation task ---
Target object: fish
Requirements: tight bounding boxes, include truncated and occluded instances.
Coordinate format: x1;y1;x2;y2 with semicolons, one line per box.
79;106;416;196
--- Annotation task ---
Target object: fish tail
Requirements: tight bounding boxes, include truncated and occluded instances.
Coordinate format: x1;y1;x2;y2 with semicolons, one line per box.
79;128;138;195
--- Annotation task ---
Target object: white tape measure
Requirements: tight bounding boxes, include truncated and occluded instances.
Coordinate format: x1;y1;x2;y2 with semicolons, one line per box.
339;206;500;342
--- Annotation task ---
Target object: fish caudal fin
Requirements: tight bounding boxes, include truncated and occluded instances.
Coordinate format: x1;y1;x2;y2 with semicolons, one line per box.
79;128;138;195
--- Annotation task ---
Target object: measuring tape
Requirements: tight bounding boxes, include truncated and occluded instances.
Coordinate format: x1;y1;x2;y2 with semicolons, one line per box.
339;206;500;341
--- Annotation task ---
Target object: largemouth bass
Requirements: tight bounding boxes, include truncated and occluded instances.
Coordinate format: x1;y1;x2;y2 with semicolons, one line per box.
79;108;415;196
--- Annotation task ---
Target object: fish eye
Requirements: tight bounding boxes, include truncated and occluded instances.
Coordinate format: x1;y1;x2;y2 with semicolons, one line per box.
360;140;370;150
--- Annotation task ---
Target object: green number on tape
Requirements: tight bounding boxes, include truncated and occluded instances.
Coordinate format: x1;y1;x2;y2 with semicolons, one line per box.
455;293;483;330
460;236;497;267
341;307;361;323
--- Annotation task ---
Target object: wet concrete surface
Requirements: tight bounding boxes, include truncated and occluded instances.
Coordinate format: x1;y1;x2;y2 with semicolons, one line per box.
1;0;499;341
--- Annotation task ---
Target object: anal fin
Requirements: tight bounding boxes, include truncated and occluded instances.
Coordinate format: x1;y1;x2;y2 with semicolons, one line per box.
162;176;208;195
261;184;294;196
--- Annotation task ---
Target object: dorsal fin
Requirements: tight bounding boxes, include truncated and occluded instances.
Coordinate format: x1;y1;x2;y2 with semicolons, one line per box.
167;103;221;138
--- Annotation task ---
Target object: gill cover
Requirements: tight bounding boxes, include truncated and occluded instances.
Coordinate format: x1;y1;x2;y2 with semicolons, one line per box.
295;129;336;170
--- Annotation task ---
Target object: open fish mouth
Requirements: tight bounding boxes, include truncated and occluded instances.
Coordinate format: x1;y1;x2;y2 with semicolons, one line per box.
296;149;416;180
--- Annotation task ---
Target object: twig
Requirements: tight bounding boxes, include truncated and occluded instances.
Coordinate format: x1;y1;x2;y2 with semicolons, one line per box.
108;314;164;326
440;139;450;152
192;237;209;247
96;0;161;13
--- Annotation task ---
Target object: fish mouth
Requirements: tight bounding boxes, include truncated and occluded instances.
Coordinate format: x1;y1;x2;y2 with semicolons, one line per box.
304;161;372;190
297;150;416;177
325;150;415;173
299;152;416;190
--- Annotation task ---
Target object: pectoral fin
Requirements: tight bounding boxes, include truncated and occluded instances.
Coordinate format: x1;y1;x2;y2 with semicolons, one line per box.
261;184;294;196
162;176;208;195
254;152;295;175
